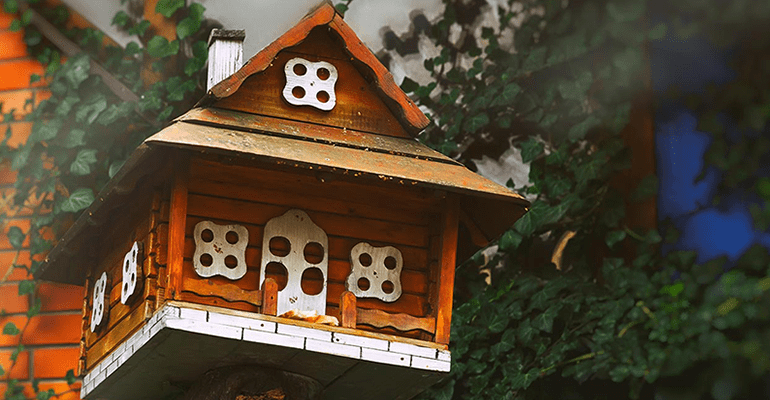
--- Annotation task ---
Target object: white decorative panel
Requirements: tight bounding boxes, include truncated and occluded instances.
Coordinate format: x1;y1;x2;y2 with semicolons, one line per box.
193;221;249;280
260;209;328;316
282;57;338;111
346;242;403;302
120;241;141;304
90;272;108;332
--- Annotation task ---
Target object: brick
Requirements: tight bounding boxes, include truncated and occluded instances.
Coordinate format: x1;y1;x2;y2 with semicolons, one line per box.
21;314;82;345
0;89;36;119
0;283;28;313
0;11;14;29
37;381;82;400
37;282;83;312
243;329;304;349
32;347;79;378
276;323;332;341
0;31;27;60
179;307;207;321
361;347;410;367
164;318;242;340
0;59;45;91
411;356;450;372
0;250;32;281
0;160;19;185
306;338;360;359
0;349;29;379
389;341;438;359
208;311;276;332
332;332;388;350
0;122;31;149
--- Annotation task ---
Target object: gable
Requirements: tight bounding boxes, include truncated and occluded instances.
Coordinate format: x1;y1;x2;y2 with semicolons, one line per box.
214;26;411;138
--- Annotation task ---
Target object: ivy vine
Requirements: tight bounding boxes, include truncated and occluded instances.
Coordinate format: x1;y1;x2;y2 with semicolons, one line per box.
0;0;210;398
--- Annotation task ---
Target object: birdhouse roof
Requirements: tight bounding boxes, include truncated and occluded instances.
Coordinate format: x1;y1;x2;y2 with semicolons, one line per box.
34;2;529;285
198;1;429;136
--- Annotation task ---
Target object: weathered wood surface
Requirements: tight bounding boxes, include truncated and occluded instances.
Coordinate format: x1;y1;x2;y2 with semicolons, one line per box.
167;152;190;301
339;291;356;329
205;2;429;136
435;196;459;345
86;300;152;370
261;278;278;316
169;301;448;350
356;308;436;334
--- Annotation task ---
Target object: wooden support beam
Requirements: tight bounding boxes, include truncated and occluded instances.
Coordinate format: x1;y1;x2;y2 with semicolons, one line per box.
166;152;189;301
261;278;278;316
339;290;356;329
435;195;459;345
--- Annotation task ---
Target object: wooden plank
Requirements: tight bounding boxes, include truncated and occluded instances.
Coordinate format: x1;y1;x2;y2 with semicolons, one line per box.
339;291;356;329
183;223;430;270
185;193;430;248
357;308;435;334
178;292;259;313
166;153;190;300
168;300;447;350
188;174;431;227
182;278;262;308
435;195;459;345
85;300;152;371
190;158;440;212
261;278;278;316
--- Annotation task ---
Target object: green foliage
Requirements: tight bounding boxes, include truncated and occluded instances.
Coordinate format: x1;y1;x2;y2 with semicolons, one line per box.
408;0;770;399
0;0;211;398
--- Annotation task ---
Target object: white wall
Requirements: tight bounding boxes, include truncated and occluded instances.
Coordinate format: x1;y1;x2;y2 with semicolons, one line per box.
62;0;442;56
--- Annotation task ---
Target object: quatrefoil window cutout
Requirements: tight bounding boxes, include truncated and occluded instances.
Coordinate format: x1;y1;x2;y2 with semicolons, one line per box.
282;57;338;111
90;271;108;332
346;242;403;303
121;241;142;304
193;221;249;280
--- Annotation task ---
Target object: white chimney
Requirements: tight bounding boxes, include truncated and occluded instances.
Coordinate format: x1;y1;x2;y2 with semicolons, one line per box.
207;29;246;91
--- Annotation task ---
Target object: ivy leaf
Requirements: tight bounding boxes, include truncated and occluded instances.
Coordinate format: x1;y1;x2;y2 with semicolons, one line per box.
70;149;98;176
63;129;87;148
75;95;108;124
36;389;55;400
464;113;489;133
520;137;544;163
98;102;134;125
488;312;509;333
558;70;593;101
648;22;667;40
499;229;523;251
60;188;95;213
18;280;35;296
491;83;522;106
112;10;130;27
65;369;77;384
606;230;626;248
516;319;537;342
335;3;349;13
177;3;205;40
109;160;126;178
400;77;420;93
146;36;180;58
0;364;4;377
156;0;184;17
631;174;658;201
7;226;24;249
568;115;599;141
63;54;91;88
128;20;150;36
166;78;196;102
532;305;560;333
185;41;208;76
606;1;644;22
510;367;540;390
3;322;20;335
30;118;64;142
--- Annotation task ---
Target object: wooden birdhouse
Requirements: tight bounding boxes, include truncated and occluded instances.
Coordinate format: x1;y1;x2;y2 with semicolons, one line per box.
35;3;529;400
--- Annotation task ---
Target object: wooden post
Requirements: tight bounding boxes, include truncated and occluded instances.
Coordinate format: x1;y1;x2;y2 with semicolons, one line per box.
339;291;357;329
261;278;278;316
166;152;189;301
435;195;459;345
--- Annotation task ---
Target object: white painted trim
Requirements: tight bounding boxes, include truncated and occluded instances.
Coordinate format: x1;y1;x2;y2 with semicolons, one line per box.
81;304;451;398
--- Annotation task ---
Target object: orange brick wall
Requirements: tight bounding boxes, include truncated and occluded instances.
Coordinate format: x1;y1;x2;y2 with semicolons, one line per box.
0;9;82;400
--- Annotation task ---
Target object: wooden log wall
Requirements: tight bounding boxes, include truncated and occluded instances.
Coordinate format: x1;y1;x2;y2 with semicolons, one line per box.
181;157;442;340
80;180;169;372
